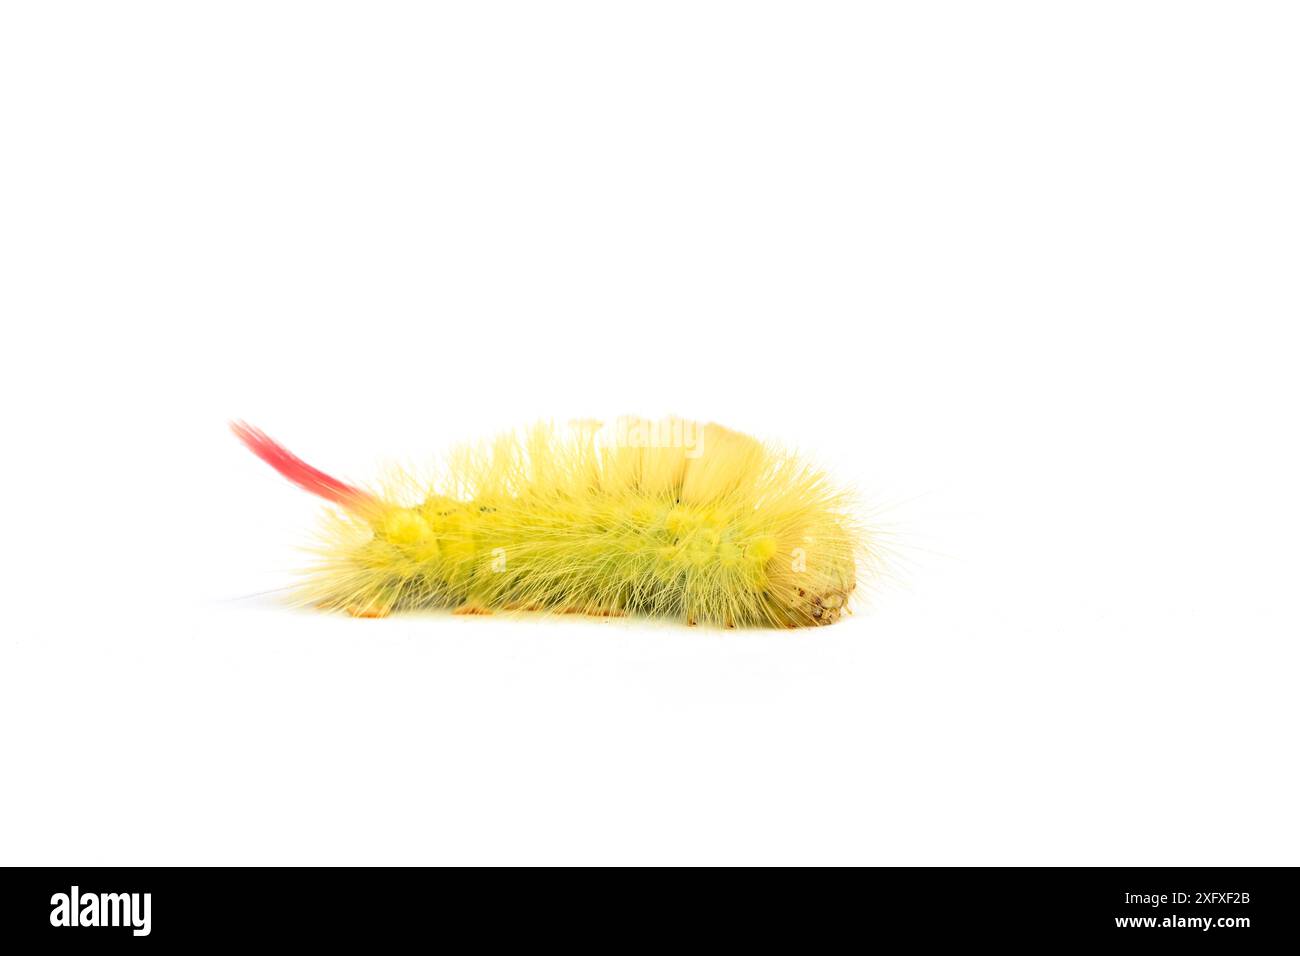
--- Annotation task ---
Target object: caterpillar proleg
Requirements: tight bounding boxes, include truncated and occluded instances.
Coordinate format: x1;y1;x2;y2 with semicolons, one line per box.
234;419;868;628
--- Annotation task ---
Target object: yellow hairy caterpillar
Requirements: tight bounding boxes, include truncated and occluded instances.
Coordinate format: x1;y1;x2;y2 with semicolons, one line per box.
233;419;868;628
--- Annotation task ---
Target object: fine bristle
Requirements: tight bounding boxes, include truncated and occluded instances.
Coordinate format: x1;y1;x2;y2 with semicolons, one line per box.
236;418;869;628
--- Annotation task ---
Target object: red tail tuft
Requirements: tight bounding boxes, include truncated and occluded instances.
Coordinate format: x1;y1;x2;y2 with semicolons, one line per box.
231;421;373;509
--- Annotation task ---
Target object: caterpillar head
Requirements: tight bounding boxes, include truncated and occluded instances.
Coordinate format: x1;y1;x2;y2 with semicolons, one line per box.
673;423;860;627
765;530;858;627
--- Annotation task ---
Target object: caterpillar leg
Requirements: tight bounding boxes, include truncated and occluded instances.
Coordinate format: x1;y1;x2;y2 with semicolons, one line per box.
453;601;494;616
328;586;398;618
344;602;391;618
502;601;543;612
560;603;627;618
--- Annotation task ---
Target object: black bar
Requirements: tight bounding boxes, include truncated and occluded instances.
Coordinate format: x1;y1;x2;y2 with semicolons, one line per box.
2;867;1295;945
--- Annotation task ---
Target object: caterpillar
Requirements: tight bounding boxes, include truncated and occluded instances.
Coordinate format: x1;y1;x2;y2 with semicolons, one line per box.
233;418;868;628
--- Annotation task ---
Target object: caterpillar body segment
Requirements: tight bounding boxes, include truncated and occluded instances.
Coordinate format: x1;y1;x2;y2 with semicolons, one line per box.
234;419;865;628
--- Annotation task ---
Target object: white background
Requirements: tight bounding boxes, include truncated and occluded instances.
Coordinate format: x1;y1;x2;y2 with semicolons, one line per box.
2;3;1297;865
